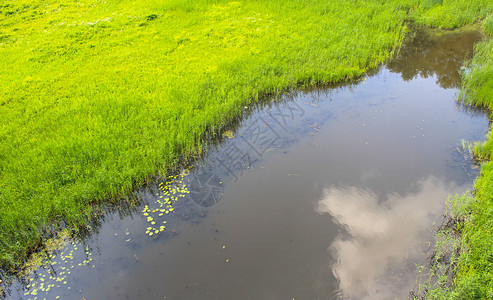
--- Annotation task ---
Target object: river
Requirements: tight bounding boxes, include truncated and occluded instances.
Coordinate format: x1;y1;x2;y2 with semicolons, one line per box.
4;27;489;300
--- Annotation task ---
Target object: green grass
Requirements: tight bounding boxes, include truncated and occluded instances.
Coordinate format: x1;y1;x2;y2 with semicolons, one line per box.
443;18;493;299
413;15;493;299
412;0;493;28
0;0;411;272
1;1;493;291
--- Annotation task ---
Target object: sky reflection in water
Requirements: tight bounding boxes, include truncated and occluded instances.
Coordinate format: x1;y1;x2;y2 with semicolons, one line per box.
317;177;465;299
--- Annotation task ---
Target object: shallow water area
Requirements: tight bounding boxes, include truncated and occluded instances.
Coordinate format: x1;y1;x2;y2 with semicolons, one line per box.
4;28;489;299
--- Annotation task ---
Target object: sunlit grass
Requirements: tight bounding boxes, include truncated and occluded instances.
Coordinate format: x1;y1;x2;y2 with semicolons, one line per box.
0;0;409;271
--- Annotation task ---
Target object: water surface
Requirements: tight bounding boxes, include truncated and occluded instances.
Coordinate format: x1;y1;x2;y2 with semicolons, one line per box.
5;28;489;300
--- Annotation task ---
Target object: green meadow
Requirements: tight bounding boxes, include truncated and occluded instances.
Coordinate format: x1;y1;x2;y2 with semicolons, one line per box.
1;0;493;297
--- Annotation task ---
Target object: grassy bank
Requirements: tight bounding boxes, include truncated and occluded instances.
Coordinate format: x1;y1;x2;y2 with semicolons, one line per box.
0;0;409;272
442;17;493;299
413;16;493;299
0;0;492;282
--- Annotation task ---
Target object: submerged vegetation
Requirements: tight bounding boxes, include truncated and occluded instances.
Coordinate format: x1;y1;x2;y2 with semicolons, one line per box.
1;0;493;297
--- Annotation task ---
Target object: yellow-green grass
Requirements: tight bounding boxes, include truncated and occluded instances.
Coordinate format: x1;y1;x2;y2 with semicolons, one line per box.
0;0;492;280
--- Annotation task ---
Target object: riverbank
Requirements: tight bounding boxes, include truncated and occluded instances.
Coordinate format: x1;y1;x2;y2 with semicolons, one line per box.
1;0;493;296
424;17;493;299
412;16;493;300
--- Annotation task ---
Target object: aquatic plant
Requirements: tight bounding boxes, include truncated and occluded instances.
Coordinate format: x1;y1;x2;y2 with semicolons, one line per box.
143;173;188;237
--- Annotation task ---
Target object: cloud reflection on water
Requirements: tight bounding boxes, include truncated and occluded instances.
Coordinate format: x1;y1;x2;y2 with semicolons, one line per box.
316;177;464;300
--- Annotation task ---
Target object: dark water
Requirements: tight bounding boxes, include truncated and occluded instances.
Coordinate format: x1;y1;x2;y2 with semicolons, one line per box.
5;28;489;300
